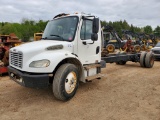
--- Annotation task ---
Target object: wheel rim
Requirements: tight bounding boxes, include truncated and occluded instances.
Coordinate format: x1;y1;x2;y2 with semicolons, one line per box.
135;46;141;52
108;46;113;51
65;71;77;94
107;45;114;52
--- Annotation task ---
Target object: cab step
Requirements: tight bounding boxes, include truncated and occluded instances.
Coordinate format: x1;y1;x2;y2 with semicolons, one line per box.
84;64;101;70
85;73;103;82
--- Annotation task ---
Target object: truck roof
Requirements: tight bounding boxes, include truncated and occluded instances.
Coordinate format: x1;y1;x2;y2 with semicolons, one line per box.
53;12;96;19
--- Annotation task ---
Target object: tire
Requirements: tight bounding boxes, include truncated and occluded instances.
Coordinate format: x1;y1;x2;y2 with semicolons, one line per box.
145;51;154;68
115;51;120;65
140;51;147;67
115;51;126;65
116;60;126;65
106;44;115;53
101;48;109;57
134;45;141;52
116;61;120;65
53;63;79;101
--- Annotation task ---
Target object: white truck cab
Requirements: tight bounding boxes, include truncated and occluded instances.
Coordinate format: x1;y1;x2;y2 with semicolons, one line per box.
8;13;104;101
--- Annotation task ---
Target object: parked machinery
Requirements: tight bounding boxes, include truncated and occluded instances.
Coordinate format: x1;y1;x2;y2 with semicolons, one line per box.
102;26;141;57
0;33;21;75
34;32;43;41
137;33;153;51
122;31;155;51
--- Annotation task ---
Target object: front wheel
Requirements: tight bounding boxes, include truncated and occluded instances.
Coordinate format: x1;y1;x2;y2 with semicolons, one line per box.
53;63;79;101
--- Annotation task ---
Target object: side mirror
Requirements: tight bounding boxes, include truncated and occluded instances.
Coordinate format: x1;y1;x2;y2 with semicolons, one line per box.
91;33;98;41
92;18;99;33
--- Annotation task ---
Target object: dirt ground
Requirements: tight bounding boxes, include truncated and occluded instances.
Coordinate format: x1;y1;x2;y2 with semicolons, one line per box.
1;61;160;120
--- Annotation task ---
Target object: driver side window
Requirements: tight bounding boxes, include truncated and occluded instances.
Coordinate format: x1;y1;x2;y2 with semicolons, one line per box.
80;19;93;40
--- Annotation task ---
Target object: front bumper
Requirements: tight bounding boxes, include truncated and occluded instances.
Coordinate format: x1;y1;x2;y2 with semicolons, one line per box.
8;66;50;88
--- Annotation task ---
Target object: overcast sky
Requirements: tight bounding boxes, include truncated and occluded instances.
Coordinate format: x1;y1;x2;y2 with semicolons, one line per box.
0;0;159;29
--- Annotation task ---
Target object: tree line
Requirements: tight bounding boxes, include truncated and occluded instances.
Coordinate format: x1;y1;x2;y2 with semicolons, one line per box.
101;20;160;38
0;19;48;42
0;19;160;42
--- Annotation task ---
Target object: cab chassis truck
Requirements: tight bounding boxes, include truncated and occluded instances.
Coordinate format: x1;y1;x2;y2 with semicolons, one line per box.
8;13;154;101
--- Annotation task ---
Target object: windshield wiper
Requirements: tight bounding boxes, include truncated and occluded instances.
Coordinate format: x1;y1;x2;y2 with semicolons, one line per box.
50;34;64;41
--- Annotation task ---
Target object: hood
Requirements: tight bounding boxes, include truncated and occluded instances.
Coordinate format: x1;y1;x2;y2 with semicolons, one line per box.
10;40;74;64
12;40;69;52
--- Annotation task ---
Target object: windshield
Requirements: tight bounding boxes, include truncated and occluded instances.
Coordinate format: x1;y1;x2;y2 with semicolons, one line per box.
155;42;160;47
42;16;78;41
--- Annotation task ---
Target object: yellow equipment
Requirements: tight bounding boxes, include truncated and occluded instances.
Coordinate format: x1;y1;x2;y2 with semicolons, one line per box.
34;33;43;41
0;33;21;47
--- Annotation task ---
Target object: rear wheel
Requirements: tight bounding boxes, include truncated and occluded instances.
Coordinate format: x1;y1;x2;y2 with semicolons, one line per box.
53;63;79;101
115;51;126;65
116;60;126;65
145;51;154;68
140;51;147;67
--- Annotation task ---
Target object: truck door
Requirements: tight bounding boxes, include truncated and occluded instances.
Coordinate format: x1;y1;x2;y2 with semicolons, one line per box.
77;18;101;65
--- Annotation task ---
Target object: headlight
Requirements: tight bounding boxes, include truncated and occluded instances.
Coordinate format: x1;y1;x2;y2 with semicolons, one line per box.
29;59;50;68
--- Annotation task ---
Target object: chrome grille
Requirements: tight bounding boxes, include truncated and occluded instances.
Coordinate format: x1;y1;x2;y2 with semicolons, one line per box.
10;52;23;68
